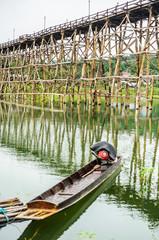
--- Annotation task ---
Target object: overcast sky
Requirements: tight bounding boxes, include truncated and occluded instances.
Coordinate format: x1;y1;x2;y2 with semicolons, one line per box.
0;0;126;43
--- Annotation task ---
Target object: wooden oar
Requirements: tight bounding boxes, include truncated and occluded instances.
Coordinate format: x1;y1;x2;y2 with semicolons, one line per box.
91;151;102;160
82;164;101;178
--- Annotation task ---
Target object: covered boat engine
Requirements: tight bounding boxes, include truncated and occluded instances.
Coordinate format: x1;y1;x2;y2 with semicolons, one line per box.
90;141;116;163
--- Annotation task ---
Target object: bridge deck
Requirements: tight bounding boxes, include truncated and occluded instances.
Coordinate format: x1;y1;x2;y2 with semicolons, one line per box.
1;0;159;50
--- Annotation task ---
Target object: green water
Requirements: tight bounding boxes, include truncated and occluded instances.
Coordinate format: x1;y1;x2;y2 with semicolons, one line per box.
0;101;159;240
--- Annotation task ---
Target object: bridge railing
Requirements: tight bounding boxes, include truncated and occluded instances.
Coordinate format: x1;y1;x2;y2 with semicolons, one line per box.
0;0;156;49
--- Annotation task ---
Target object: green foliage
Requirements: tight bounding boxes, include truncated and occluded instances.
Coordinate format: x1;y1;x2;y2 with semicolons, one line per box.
138;166;154;197
140;166;154;183
128;166;154;199
129;194;134;199
75;232;97;240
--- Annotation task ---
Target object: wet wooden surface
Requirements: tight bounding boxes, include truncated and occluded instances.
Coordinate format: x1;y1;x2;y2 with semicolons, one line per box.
0;198;27;225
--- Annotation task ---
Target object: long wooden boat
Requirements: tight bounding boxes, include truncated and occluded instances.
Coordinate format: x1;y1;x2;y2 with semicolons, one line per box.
16;151;122;221
18;166;121;240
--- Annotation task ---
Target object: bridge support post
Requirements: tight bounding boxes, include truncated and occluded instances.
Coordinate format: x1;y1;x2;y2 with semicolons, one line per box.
111;16;128;108
108;26;111;107
0;3;159;107
82;25;92;105
136;7;152;110
149;77;154;111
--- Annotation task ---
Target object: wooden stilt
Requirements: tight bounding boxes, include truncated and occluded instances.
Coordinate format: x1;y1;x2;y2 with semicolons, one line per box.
149;77;154;110
0;4;158;107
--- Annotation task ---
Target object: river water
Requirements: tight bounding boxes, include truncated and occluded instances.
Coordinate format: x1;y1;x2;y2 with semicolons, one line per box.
0;101;159;240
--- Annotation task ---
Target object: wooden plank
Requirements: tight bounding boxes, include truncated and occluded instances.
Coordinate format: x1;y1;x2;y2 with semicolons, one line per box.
0;198;26;224
2;206;27;213
0;202;23;209
0;197;20;205
17;209;57;220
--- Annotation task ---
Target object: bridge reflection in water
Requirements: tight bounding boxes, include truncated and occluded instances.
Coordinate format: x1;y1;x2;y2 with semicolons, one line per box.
0;101;159;239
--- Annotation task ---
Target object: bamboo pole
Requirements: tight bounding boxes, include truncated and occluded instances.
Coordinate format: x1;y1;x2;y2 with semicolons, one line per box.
146;27;150;109
115;27;119;108
108;26;111;106
0;7;159;106
69;30;77;104
155;17;159;71
149;77;154;110
82;25;92;104
125;83;130;109
118;26;124;107
74;31;82;105
55;31;64;104
136;7;152;110
111;16;128;108
89;26;98;106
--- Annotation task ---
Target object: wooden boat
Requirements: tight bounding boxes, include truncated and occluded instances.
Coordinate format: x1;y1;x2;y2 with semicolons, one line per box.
18;166;121;240
16;145;122;221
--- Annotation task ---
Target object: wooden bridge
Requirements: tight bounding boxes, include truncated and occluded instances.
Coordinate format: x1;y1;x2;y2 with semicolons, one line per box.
0;0;159;108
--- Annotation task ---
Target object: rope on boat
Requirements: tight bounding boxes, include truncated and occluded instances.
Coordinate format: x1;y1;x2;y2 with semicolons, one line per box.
0;208;9;222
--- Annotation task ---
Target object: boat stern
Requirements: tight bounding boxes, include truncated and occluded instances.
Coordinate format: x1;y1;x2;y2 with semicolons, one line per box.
16;200;58;220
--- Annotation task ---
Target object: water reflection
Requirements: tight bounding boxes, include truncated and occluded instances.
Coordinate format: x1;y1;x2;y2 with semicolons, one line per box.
105;185;159;227
0;101;159;238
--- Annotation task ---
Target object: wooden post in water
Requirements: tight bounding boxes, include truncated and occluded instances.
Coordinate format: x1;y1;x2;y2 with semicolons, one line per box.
146;27;150;109
82;26;91;105
155;17;159;74
149;77;154;111
108;26;111;107
0;49;2;99
98;22;108;106
89;26;98;106
149;116;152;143
97;79;101;106
111;16;127;108
115;25;122;108
125;83;129;109
75;31;81;105
55;31;64;104
118;26;123;107
69;30;77;105
136;7;152;110
136;18;142;110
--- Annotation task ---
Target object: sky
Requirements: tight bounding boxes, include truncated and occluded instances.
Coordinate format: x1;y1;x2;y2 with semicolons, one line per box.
0;0;126;43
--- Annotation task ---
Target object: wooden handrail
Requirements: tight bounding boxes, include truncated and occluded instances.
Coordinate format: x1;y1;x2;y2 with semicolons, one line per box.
0;0;158;49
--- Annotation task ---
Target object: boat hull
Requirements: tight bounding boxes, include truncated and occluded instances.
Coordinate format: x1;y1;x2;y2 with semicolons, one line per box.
17;157;122;220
